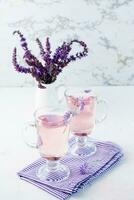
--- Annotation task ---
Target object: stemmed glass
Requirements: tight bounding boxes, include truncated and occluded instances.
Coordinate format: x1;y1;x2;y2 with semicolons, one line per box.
65;87;107;157
24;106;72;182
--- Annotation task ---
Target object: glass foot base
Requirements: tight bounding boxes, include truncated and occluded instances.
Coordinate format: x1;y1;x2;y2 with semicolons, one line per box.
36;161;70;182
70;136;97;157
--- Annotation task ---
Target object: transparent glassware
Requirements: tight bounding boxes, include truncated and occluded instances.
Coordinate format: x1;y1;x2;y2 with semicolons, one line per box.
23;106;72;182
65;87;107;157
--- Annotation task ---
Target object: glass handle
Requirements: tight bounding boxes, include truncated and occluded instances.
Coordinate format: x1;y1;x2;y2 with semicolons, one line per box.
96;98;108;124
22;121;38;148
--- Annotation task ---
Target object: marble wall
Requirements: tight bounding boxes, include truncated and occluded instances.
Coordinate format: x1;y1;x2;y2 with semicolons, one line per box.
0;0;134;87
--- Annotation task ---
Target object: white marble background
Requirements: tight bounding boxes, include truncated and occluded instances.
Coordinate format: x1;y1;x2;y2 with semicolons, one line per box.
0;0;134;87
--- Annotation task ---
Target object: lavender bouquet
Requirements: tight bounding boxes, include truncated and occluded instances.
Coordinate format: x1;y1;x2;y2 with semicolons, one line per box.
12;31;88;88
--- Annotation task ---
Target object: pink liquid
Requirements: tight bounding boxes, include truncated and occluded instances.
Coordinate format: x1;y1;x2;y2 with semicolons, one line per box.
66;96;96;136
37;115;69;159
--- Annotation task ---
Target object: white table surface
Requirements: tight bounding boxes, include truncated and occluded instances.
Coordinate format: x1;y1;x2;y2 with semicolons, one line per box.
0;86;134;200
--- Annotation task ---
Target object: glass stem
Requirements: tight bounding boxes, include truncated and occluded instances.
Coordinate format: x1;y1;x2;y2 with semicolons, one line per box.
76;135;88;147
46;160;59;171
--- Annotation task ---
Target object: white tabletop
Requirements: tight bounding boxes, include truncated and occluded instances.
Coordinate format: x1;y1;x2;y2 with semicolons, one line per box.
0;86;134;200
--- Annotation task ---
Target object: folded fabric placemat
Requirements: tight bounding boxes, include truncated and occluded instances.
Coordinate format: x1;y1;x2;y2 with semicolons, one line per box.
18;141;123;200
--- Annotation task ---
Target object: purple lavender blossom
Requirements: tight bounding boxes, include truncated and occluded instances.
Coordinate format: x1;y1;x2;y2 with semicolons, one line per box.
12;48;31;74
36;38;45;60
80;100;85;111
12;31;88;88
64;111;72;124
74;97;85;111
80;162;89;175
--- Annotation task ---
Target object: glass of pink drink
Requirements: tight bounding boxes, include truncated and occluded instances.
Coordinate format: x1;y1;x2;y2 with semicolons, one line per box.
24;106;72;182
65;87;107;156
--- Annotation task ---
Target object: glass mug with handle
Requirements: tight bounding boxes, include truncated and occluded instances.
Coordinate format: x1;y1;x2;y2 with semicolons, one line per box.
65;87;107;157
23;106;72;182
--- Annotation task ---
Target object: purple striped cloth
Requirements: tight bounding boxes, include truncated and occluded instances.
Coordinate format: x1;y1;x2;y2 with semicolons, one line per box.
18;141;123;200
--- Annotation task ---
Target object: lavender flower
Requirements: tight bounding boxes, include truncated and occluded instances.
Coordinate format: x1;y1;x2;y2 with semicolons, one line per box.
64;111;72;124
80;162;89;175
36;38;45;60
80;100;85;111
12;48;31;74
12;31;88;88
74;97;85;111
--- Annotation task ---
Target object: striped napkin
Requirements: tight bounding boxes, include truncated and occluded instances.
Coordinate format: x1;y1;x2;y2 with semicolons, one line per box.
18;141;123;200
